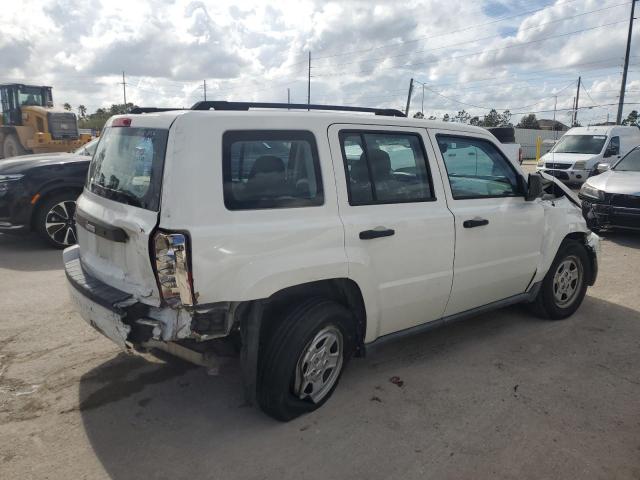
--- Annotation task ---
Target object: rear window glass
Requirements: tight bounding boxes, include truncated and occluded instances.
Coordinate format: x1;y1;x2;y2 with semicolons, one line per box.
87;127;168;211
222;130;323;210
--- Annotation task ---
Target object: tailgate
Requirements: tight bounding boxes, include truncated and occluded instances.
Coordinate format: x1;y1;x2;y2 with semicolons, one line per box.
74;122;170;306
75;191;161;305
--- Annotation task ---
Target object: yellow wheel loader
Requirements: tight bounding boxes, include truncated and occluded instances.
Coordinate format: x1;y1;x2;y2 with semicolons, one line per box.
0;84;91;159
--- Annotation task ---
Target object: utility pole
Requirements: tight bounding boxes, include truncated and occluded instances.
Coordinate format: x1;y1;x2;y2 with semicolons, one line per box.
121;71;127;110
573;76;581;126
203;80;207;101
552;95;558;139
307;51;311;109
421;83;425;116
405;78;414;117
617;0;637;124
287;88;290;106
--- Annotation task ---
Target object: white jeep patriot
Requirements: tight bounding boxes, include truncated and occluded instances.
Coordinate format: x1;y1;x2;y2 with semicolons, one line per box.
64;101;599;421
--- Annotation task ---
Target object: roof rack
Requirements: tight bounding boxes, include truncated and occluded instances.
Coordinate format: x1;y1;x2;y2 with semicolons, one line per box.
129;107;185;114
190;101;406;117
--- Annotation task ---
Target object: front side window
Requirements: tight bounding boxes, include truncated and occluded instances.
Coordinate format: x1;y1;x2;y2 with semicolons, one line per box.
222;130;323;210
552;134;607;155
437;135;521;199
607;136;620;156
613;147;640;171
87;127;168;211
340;131;433;205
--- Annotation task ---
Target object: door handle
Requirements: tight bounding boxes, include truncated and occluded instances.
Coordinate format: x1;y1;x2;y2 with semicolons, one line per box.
359;228;395;240
463;218;489;228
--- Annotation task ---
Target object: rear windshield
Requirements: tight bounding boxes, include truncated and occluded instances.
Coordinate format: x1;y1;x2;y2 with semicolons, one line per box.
86;127;168;211
552;134;607;155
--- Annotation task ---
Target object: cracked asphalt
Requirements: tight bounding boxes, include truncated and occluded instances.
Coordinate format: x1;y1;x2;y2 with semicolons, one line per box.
1;228;639;480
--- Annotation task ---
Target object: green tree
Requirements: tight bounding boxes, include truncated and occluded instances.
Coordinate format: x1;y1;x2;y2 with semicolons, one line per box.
622;110;639;126
413;111;424;119
517;113;540;129
481;109;500;127
63;102;72;111
453;110;471;123
499;110;512;126
469;116;480;126
442;113;451;122
428;115;437;120
77;105;87;118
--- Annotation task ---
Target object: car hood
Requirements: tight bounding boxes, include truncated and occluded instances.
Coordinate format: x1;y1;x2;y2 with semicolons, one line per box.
541;152;596;164
0;153;88;174
586;170;640;196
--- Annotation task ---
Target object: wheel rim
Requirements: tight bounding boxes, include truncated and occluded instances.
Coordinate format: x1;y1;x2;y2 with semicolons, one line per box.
294;325;343;404
45;200;77;246
552;255;583;308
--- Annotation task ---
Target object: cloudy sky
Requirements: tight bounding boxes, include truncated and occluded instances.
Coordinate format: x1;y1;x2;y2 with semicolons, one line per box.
1;0;639;124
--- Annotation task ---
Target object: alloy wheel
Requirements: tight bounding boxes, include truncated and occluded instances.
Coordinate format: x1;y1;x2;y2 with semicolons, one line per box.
45;200;77;246
294;325;343;403
552;255;583;308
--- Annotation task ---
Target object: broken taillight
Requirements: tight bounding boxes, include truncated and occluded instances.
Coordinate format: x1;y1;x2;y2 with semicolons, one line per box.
153;231;194;307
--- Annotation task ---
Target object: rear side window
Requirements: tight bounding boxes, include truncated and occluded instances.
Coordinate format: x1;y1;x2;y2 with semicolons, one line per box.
339;131;434;205
87;127;168;211
222;130;323;210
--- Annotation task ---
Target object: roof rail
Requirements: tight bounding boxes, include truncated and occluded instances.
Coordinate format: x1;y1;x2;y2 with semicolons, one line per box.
129;107;185;114
190;101;406;117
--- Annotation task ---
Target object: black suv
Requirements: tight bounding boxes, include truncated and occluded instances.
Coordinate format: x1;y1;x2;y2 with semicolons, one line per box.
0;138;98;247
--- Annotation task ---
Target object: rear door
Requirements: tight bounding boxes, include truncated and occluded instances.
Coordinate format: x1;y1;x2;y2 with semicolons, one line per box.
428;129;545;316
328;124;455;339
75;117;172;305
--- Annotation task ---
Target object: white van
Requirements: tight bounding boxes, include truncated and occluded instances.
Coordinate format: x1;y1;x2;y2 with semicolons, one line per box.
536;125;640;184
64;102;599;420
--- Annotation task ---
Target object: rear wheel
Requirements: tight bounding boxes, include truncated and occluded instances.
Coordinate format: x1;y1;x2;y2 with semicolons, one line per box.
3;134;27;158
257;298;355;421
35;193;79;248
531;240;590;320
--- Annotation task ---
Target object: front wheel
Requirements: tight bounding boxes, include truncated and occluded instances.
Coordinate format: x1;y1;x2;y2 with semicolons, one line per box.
531;240;591;320
257;299;355;421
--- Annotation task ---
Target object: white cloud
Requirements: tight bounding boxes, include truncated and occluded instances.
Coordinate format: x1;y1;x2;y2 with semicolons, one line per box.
0;0;638;123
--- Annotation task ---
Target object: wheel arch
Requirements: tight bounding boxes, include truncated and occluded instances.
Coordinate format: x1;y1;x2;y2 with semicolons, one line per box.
30;184;84;230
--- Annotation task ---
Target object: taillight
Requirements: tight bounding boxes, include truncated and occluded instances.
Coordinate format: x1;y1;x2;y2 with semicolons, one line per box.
112;117;132;127
153;231;194;307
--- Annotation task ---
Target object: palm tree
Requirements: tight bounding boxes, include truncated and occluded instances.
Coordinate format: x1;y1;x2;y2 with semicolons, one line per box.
78;105;87;118
63;103;72;111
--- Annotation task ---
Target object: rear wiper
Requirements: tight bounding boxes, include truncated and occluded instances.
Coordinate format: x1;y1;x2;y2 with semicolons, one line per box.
90;183;143;207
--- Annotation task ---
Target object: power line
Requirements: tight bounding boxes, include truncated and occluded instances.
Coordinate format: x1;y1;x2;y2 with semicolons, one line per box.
312;2;630;70
310;0;586;62
313;19;629;78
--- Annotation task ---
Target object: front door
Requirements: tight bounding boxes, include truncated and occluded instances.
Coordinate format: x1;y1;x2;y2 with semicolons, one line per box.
328;124;455;340
428;130;545;316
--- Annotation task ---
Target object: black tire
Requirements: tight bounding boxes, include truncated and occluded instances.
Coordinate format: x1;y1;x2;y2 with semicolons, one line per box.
34;193;79;248
531;240;591;320
257;298;356;421
3;134;27;158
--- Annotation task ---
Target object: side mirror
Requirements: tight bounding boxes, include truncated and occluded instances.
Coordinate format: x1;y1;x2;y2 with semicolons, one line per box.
525;173;543;201
596;163;611;174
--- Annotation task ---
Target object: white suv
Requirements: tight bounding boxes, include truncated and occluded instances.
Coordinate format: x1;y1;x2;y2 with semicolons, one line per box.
64;102;599;421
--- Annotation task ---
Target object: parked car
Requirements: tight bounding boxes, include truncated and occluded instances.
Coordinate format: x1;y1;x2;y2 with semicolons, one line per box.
64;102;599;421
579;146;640;232
0;137;98;247
536;125;640;184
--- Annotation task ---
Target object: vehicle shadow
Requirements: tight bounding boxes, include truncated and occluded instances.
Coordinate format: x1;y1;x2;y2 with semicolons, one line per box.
78;295;640;480
599;230;640;250
0;233;62;271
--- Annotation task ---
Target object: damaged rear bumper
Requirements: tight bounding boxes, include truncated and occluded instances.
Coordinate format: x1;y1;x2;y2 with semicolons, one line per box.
64;245;237;370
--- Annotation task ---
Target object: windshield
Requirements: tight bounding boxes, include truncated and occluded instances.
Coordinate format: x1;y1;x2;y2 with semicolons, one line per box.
86;127;168;211
74;138;99;156
613;148;640;172
18;86;44;107
552;134;607;155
